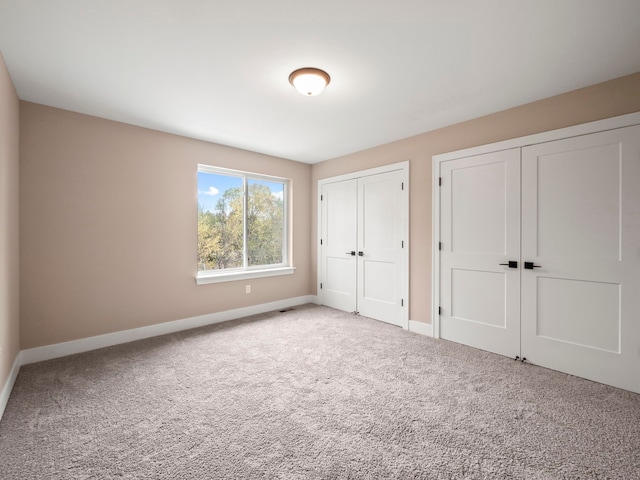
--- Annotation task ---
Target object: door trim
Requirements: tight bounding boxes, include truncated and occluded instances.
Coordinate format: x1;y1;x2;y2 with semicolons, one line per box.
432;111;640;339
318;161;410;330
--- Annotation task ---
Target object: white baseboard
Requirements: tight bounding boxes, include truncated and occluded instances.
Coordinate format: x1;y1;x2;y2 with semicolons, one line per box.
0;352;22;422
408;320;433;337
21;295;318;366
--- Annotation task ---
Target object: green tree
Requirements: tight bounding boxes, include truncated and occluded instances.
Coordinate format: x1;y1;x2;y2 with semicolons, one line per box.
197;205;220;271
197;183;284;271
247;183;284;266
214;187;244;269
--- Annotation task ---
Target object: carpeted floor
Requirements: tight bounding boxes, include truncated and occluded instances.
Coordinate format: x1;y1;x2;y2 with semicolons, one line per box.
1;304;639;479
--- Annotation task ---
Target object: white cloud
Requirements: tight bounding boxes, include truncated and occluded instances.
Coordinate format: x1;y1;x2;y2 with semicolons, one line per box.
199;186;220;196
272;191;284;201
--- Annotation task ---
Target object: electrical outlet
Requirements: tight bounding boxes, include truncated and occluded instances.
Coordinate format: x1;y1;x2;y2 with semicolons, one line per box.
245;285;251;294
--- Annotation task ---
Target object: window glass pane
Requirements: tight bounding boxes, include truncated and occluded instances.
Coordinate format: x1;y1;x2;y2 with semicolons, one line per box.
197;172;244;271
247;178;285;267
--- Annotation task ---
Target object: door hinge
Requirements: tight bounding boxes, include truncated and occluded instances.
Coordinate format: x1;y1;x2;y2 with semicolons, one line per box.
401;240;404;248
401;299;404;307
438;306;442;315
320;239;323;245
320;283;323;289
401;182;404;190
439;241;442;251
320;194;323;201
439;177;442;186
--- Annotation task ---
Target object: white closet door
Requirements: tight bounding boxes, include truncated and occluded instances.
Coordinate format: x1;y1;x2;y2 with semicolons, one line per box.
521;125;640;393
440;149;521;357
356;170;405;326
320;179;358;313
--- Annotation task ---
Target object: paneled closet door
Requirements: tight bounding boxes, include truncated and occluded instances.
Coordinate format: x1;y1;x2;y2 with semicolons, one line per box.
440;149;521;358
320;167;408;327
356;170;405;326
521;125;640;393
320;179;358;313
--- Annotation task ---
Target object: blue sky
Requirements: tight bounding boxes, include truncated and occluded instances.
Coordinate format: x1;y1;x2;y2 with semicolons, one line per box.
198;172;284;213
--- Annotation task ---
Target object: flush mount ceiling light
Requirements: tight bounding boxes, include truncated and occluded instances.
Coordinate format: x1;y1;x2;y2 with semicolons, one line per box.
289;67;331;96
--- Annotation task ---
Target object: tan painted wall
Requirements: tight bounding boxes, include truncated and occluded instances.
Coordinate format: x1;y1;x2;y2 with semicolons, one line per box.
0;52;20;388
311;72;640;324
20;103;312;349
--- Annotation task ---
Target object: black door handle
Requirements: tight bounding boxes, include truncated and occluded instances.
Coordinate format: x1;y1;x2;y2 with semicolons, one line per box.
345;251;356;256
358;251;364;256
499;261;518;268
524;261;542;269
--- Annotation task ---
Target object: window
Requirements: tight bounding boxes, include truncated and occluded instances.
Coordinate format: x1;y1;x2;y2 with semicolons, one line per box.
196;164;294;284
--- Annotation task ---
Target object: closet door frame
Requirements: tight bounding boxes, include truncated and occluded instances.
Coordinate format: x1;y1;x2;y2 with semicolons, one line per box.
318;161;409;330
432;112;640;339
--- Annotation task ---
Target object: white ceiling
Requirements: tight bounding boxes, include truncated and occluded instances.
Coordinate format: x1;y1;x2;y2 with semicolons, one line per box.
1;1;639;163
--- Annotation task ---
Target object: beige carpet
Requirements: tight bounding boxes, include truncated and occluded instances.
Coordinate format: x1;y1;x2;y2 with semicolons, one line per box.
1;304;639;479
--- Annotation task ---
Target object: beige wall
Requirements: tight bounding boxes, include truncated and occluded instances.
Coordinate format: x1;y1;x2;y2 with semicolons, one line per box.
311;72;640;324
20;103;312;349
0;52;20;388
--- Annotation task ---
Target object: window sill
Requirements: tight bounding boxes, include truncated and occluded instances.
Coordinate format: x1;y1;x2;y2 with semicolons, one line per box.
196;266;296;285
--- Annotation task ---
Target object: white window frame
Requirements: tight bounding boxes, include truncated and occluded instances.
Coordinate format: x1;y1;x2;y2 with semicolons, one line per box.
196;164;295;285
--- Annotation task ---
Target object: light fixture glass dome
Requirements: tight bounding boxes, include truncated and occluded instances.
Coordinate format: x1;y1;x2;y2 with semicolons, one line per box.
289;68;331;96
